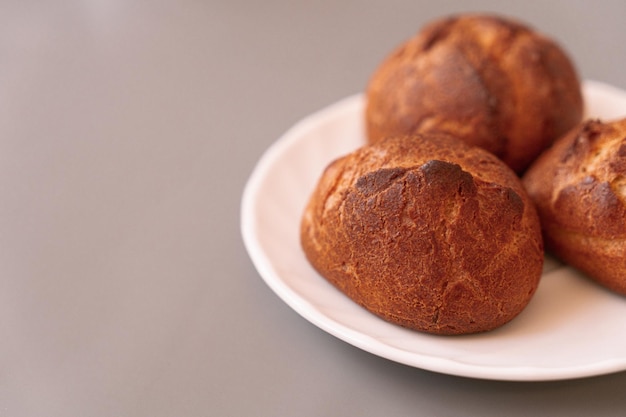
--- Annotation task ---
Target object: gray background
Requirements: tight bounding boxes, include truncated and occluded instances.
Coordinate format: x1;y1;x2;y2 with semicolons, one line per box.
1;1;625;415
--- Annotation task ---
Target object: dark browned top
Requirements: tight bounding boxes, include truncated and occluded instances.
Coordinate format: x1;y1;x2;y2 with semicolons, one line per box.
523;118;626;295
301;134;544;334
365;14;583;174
524;118;626;239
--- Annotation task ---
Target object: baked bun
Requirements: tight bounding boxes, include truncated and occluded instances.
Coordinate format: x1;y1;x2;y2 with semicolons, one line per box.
365;14;583;174
301;134;544;335
523;118;626;296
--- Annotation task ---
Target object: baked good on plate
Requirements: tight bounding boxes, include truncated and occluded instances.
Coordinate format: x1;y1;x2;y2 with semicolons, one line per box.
523;118;626;296
365;14;583;174
301;134;544;335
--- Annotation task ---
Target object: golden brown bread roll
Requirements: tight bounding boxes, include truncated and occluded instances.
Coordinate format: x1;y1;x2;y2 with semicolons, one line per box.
523;118;626;296
301;134;544;335
365;14;583;174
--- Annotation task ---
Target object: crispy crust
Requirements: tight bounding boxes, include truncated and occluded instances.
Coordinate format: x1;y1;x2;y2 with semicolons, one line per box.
365;14;583;174
523;118;626;295
301;134;544;335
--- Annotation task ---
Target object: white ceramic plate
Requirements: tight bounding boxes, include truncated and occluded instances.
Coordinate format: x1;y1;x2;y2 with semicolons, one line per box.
241;80;626;381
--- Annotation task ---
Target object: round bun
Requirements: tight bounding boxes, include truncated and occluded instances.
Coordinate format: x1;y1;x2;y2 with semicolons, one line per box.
365;14;583;174
300;134;544;335
523;118;626;296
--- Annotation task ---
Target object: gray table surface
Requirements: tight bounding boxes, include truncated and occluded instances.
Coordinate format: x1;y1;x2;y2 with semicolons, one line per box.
1;1;626;415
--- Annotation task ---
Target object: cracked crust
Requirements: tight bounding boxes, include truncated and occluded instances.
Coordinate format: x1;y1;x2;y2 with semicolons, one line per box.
301;134;544;335
523;118;626;295
365;14;583;174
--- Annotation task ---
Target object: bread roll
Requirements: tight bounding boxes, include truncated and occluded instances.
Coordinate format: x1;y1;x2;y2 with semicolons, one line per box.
365;14;583;174
523;118;626;296
301;134;544;335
